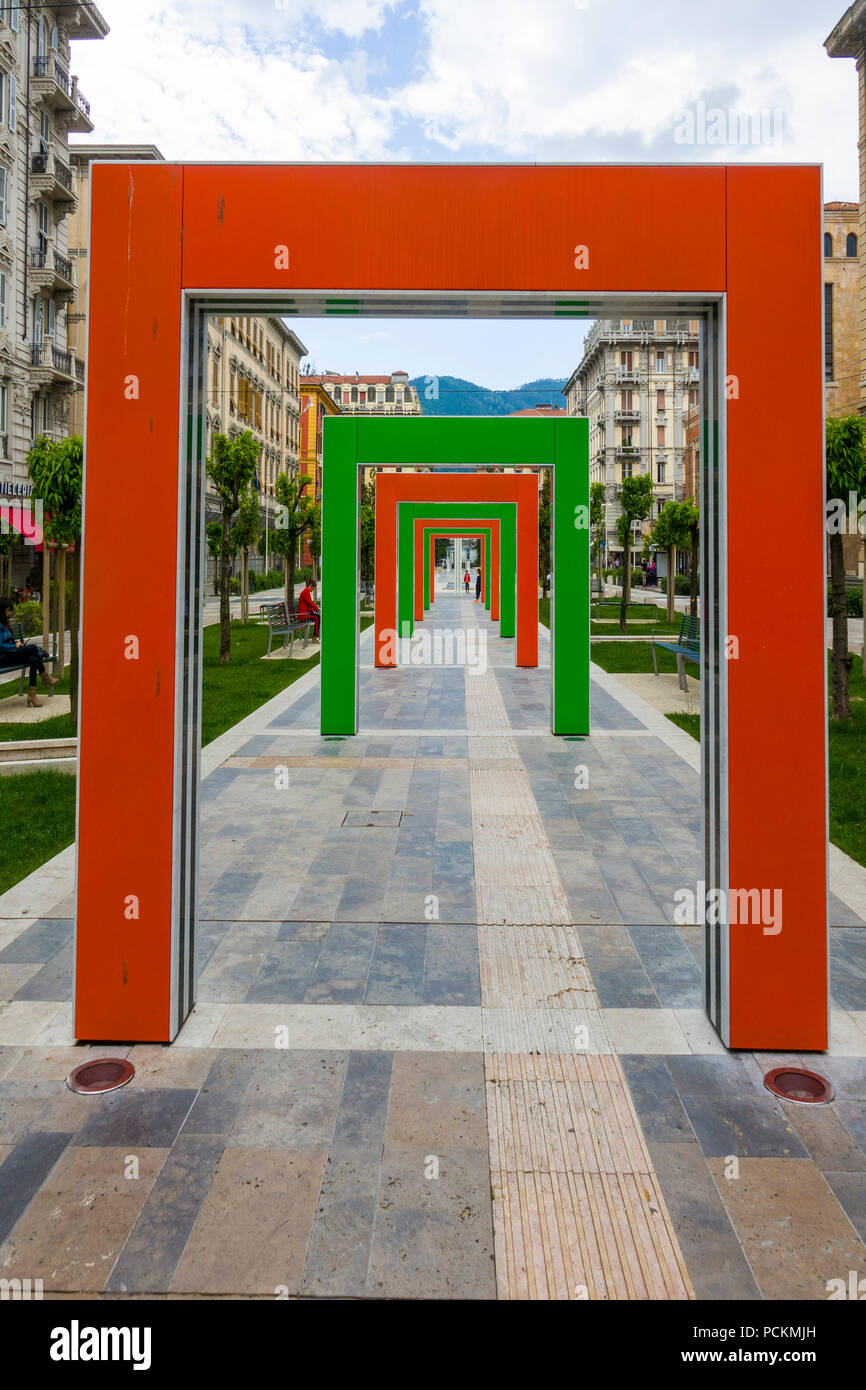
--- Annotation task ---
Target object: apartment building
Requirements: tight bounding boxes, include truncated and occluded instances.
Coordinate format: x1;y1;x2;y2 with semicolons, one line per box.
824;201;861;418
204;315;306;581
0;1;107;577
319;369;421;416
563;317;700;567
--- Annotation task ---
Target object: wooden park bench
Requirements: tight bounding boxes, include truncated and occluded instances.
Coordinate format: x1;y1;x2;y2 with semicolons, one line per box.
259;601;314;656
1;622;58;696
651;613;700;691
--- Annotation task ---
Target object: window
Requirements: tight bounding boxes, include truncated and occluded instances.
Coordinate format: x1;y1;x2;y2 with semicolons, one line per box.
824;231;833;257
688;388;698;408
657;426;665;447
0;164;7;226
0;271;6;329
621;388;632;411
385;385;394;402
333;386;341;403
656;351;665;373
36;201;49;260
351;386;358;403
656;389;665;411
39;110;49;157
37;16;47;61
33;296;43;344
658;462;666;484
42;394;50;433
847;232;858;258
8;71;15;133
825;283;834;381
0;382;6;437
9;2;17;32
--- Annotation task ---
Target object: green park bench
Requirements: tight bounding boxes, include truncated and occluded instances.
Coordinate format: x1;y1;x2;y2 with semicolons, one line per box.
651;613;700;692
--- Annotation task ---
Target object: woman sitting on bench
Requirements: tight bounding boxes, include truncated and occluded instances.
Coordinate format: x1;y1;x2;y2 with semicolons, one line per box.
0;597;58;707
297;579;321;641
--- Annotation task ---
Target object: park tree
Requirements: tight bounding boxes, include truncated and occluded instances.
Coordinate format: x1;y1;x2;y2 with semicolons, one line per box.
361;476;375;589
826;415;866;720
539;472;551;597
307;502;321;583
615;472;654;632
589;481;605;597
233;485;260;625
271;469;316;615
205;520;223;596
205;430;260;664
649;500;694;622
27;434;83;729
0;525;19;594
681;497;700;618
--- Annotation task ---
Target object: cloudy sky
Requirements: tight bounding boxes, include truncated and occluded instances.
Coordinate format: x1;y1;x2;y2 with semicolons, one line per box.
71;0;860;389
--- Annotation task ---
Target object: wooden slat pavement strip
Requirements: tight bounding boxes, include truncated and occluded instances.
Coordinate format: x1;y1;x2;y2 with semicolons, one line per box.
463;655;694;1300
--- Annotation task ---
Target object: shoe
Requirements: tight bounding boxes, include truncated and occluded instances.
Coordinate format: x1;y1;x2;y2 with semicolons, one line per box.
41;673;58;689
27;689;43;707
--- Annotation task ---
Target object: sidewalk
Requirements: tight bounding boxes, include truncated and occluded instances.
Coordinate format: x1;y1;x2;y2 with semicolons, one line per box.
0;596;864;1299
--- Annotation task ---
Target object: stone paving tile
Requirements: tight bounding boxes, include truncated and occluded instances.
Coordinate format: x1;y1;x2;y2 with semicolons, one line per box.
647;1140;762;1300
0;964;41;999
73;1087;198;1150
0;1078;58;1142
180;1054;254;1138
679;1093;808;1159
0;1145;168;1292
822;1170;866;1244
228;1051;347;1149
834;1099;866;1158
708;1156;866;1300
105;1134;224;1293
627;925;703;1008
171;1146;328;1296
780;1100;866;1172
0;1129;72;1245
619;1056;694;1144
0;917;72;964
300;1051;393;1298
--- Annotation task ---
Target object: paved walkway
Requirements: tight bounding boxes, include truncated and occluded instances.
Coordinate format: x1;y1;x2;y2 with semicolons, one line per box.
0;595;865;1299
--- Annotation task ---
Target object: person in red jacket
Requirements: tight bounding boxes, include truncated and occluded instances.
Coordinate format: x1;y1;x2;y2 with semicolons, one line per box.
463;570;471;594
297;579;320;640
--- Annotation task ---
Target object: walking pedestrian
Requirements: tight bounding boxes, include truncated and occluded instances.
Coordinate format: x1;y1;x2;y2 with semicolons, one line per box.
463;570;470;595
474;569;482;604
0;598;57;707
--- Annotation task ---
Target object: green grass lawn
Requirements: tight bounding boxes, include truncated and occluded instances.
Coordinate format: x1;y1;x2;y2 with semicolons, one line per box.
539;599;678;637
589;640;689;676
664;656;866;869
0;770;77;897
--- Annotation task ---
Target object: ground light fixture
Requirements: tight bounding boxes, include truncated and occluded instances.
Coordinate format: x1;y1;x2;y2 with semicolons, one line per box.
66;1058;136;1094
763;1066;834;1105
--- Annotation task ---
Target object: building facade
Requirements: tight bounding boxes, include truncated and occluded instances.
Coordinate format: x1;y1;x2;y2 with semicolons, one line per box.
298;376;340;568
0;2;107;583
318;369;421;416
826;5;866;417
204;315;306;582
824;201;861;419
563;317;700;567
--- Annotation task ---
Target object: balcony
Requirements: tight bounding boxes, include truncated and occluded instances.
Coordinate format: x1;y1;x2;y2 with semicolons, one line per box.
32;56;93;133
29;247;75;301
30;339;75;385
615;409;640;422
616;368;639;383
615;445;640;459
30;154;76;212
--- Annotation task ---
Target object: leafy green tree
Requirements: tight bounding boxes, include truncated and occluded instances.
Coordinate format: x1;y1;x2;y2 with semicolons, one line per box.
0;526;19;594
27;435;83;727
681;497;700;618
271;469;316;615
205;431;260;664
589;481;605;598
205;520;223;596
538;472;551;597
307;502;321;582
826;416;866;720
650;500;693;622
615;473;654;631
361;476;375;589
233;485;260;625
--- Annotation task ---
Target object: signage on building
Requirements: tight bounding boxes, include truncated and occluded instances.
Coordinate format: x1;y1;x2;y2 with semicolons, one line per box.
0;481;33;497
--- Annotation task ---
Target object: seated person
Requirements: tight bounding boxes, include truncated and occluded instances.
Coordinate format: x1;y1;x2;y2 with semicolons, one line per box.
297;578;320;640
0;596;57;707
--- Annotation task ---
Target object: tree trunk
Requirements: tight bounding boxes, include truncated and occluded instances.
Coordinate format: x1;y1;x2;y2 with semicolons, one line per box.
619;548;630;632
667;545;676;623
56;546;67;680
219;504;232;664
69;545;80;732
288;539;297;617
42;544;50;653
830;530;852;720
689;527;699;618
241;549;248;624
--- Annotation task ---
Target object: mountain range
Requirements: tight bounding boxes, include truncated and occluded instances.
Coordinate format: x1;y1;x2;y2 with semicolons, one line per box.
408;375;568;416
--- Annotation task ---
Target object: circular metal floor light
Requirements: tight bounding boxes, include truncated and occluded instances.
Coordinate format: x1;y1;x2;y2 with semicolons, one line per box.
764;1066;834;1105
66;1058;135;1095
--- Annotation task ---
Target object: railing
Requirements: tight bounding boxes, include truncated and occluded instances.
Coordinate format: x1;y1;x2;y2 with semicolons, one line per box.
74;356;85;382
54;159;72;191
614;409;640;421
34;55;70;91
30;342;73;376
54;250;73;281
52;346;71;375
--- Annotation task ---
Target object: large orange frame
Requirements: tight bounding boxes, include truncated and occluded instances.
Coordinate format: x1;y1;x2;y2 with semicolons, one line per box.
77;163;827;1050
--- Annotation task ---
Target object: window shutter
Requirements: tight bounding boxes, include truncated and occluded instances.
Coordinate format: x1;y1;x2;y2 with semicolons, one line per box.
9;72;16;132
0;166;7;225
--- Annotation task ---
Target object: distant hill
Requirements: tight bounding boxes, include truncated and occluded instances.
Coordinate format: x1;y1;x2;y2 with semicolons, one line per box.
409;375;568;416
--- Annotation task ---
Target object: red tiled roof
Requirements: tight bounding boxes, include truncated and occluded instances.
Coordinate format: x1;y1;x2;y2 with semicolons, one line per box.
824;201;858;211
